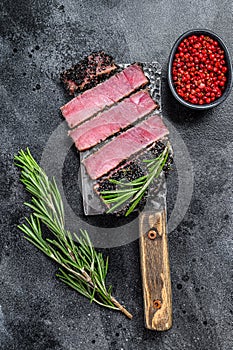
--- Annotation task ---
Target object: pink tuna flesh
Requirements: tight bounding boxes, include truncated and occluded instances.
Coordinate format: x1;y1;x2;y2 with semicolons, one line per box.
82;114;169;180
69;90;157;151
60;64;148;128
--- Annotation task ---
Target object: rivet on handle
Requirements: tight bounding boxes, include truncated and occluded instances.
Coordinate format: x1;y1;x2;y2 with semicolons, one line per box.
148;228;158;240
153;299;162;309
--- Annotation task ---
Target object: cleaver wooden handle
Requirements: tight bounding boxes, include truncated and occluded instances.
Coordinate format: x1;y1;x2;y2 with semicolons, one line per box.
139;209;172;330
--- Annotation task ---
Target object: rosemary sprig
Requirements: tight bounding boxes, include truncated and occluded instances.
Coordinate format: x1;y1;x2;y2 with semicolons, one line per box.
100;145;170;216
14;148;132;319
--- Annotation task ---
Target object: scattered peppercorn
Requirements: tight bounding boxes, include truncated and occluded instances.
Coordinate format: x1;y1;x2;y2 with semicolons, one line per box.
172;35;228;105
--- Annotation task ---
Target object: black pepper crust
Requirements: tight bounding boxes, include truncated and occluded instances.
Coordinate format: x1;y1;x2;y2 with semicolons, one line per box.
60;51;118;95
96;140;173;215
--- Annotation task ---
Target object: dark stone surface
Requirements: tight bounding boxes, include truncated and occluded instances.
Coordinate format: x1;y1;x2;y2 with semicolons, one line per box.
0;0;232;349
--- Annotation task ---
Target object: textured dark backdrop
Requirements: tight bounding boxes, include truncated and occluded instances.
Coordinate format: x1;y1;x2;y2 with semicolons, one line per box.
0;0;232;349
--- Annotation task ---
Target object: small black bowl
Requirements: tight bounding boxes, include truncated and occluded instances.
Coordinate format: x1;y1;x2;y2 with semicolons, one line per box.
168;29;232;110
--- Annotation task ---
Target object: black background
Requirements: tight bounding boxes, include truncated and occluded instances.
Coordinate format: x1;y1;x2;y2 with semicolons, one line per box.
0;1;232;349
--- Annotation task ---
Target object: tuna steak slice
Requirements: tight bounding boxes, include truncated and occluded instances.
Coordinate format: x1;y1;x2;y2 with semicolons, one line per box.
82;115;169;180
60;51;118;95
69;90;157;151
60;64;148;128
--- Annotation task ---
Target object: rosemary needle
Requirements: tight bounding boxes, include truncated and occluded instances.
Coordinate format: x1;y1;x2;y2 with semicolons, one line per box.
101;145;171;216
14;148;132;319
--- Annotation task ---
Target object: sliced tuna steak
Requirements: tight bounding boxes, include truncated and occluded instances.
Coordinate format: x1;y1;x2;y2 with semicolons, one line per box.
60;64;148;128
82;115;169;180
69;90;157;151
60;51;118;95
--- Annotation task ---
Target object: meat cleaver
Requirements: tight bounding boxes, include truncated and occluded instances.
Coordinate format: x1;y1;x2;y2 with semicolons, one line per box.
79;62;172;330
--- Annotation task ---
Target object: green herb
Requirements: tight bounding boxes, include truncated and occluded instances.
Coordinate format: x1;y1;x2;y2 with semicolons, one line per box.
14;148;132;319
100;145;170;216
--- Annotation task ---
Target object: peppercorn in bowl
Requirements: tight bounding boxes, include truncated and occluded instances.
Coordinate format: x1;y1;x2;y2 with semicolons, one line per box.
168;29;232;110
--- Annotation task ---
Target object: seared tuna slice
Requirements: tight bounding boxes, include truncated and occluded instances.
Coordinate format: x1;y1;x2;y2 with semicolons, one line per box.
61;51;118;95
69;90;157;151
60;64;148;129
82;115;169;180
